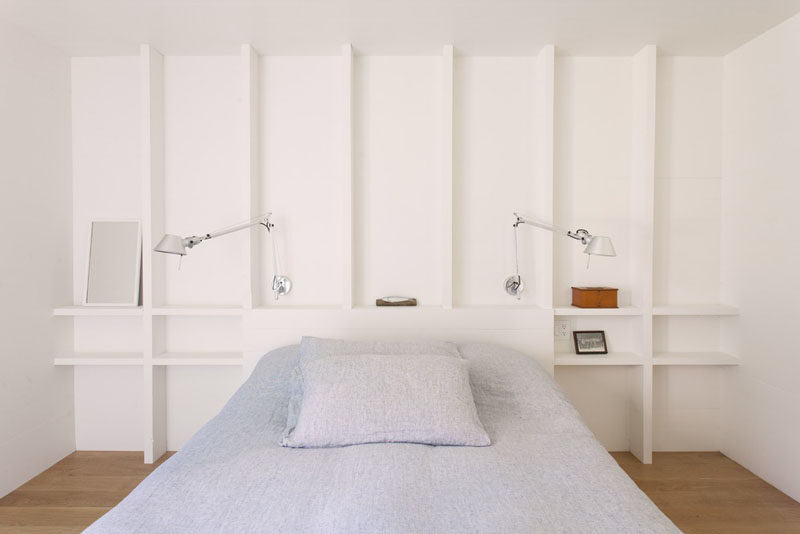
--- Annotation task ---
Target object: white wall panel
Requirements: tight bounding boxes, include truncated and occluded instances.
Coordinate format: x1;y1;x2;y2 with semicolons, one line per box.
165;367;242;450
259;57;343;307
353;56;443;307
453;57;538;306
75;366;143;450
555;367;631;451
654;178;721;304
163;317;242;353
656;58;722;180
163;56;245;306
71;57;142;304
653;366;723;451
554;58;632;307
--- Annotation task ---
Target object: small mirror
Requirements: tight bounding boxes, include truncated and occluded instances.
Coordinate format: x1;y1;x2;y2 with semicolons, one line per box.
84;220;142;306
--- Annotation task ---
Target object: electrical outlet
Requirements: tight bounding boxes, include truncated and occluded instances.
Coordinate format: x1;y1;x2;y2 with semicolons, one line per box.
555;320;571;340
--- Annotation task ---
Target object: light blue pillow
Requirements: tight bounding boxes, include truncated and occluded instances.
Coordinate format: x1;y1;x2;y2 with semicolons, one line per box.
282;353;490;448
283;337;462;440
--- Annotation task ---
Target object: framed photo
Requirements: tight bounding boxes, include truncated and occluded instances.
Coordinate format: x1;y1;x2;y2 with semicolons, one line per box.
573;330;608;355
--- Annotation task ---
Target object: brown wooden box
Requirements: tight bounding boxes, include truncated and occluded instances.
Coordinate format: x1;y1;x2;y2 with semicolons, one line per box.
571;287;618;308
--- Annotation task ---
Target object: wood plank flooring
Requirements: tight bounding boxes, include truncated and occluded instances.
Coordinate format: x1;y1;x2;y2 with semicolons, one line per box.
0;451;798;532
612;452;800;533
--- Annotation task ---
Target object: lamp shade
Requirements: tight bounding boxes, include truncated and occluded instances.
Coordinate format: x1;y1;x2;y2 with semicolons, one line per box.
583;235;616;257
154;234;187;256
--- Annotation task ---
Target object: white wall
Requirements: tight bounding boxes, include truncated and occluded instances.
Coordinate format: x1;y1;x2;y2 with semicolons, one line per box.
0;20;74;497
721;12;800;502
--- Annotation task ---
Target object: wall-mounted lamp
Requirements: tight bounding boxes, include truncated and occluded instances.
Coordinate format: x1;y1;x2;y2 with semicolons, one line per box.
153;213;292;300
505;212;616;299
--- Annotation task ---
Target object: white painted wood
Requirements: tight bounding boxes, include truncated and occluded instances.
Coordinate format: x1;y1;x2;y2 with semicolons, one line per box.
61;45;749;469
554;306;641;316
442;44;454;309
55;353;144;366
553;57;633;308
258;55;343;307
151;306;244;316
245;306;551;331
54;306;143;316
353;56;443;306
453;56;538;306
165;366;243;450
653;304;738;316
242;44;260;308
72;56;143;306
555;367;634;451
152;353;244;366
534;45;555;309
628;45;657;464
342;44;354;309
74;366;143;451
653;352;740;366
163;55;244;307
555;352;642;366
140;44;167;464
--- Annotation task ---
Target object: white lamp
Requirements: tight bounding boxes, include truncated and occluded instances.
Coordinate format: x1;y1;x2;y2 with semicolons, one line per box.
505;212;616;299
153;213;292;300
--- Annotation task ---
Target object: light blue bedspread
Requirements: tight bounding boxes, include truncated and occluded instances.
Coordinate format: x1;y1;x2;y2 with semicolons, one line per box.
86;344;678;533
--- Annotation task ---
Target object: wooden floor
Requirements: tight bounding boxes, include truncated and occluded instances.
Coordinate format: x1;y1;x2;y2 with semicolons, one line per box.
0;451;798;533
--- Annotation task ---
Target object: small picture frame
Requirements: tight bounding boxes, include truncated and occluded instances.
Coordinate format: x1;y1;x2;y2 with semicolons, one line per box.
573;330;608;355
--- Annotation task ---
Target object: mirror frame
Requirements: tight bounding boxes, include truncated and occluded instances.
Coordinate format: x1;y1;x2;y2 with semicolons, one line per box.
83;219;142;307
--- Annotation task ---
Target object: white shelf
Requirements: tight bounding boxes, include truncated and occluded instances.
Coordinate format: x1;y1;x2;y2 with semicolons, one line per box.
151;352;244;366
152;306;244;316
54;352;144;366
555;352;643;366
554;306;641;316
53;306;143;317
653;351;740;366
653;304;738;316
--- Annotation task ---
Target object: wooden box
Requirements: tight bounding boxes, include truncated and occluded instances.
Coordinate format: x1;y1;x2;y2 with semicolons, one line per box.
571;287;618;308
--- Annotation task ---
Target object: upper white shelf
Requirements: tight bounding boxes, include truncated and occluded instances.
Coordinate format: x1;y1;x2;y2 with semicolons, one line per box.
54;352;144;366
553;306;641;316
152;352;244;366
555;352;643;366
653;351;740;366
152;306;244;316
54;306;143;317
653;304;738;316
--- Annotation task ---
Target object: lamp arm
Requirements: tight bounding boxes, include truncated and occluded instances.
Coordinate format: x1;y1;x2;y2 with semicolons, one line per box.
513;212;593;245
185;213;272;249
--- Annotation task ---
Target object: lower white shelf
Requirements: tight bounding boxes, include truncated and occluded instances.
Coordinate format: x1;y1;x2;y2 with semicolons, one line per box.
555;352;643;366
653;352;740;366
151;352;244;366
54;353;144;366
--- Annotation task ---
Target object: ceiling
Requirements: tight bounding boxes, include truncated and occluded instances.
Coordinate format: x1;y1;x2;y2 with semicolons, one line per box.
1;0;799;56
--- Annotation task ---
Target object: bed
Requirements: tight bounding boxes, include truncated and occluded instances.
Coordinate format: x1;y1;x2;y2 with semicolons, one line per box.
86;343;678;533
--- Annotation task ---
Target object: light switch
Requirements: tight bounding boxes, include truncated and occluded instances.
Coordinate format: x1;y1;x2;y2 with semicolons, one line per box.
555;320;571;340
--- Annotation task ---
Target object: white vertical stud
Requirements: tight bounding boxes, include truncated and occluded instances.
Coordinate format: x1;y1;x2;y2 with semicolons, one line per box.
141;43;167;464
442;44;454;309
242;44;260;309
342;44;354;309
629;44;657;464
536;45;555;310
